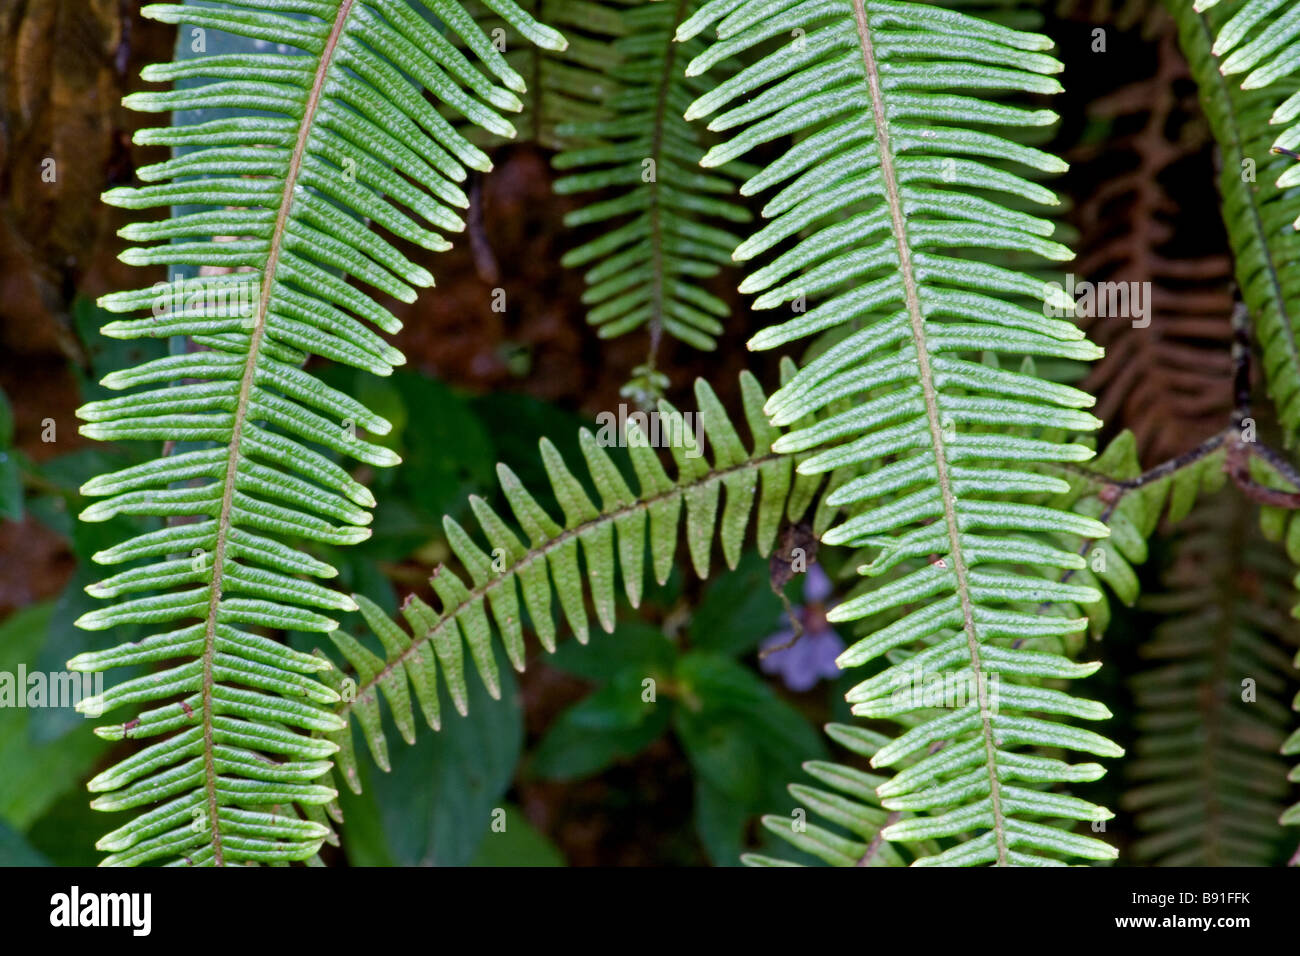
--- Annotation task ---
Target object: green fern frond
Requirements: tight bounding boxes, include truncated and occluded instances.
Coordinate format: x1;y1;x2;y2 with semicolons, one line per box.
1172;0;1300;437
553;0;752;396
68;0;565;866
1198;0;1300;177
1179;0;1300;839
1126;493;1299;865
681;0;1123;865
323;371;822;791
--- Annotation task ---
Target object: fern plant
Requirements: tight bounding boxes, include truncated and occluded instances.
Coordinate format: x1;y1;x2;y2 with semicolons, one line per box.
674;0;1127;865
1174;0;1300;849
67;0;566;866
30;0;1300;871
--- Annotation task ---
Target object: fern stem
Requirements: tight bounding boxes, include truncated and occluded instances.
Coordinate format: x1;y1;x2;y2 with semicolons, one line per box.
642;0;691;396
1052;430;1229;494
849;0;1008;865
201;0;356;866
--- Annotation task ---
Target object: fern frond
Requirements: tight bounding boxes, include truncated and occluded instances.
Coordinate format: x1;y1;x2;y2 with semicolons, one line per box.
1126;492;1299;865
1178;0;1300;829
323;371;822;790
553;0;751;397
1172;0;1300;437
753;430;1234;867
69;0;565;866
1199;0;1300;174
682;0;1124;865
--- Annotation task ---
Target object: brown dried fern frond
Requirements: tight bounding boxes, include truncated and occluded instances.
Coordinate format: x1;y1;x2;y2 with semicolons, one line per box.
1067;14;1236;465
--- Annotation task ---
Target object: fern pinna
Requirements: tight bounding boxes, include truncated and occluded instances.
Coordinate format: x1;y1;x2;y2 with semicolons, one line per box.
67;0;565;866
681;0;1123;865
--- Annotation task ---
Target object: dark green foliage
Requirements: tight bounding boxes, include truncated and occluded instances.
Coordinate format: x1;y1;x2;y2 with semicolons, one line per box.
1126;495;1298;865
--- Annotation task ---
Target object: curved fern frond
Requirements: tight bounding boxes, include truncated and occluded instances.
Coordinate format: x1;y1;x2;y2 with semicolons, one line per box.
1173;0;1300;436
69;0;566;866
323;371;822;791
1126;492;1299;865
553;0;751;399
682;0;1124;865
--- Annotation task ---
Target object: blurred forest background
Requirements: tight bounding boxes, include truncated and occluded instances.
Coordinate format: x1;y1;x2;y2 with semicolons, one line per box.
0;0;1292;866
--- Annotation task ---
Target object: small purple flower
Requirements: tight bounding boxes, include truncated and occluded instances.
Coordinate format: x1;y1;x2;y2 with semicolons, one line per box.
760;564;845;692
